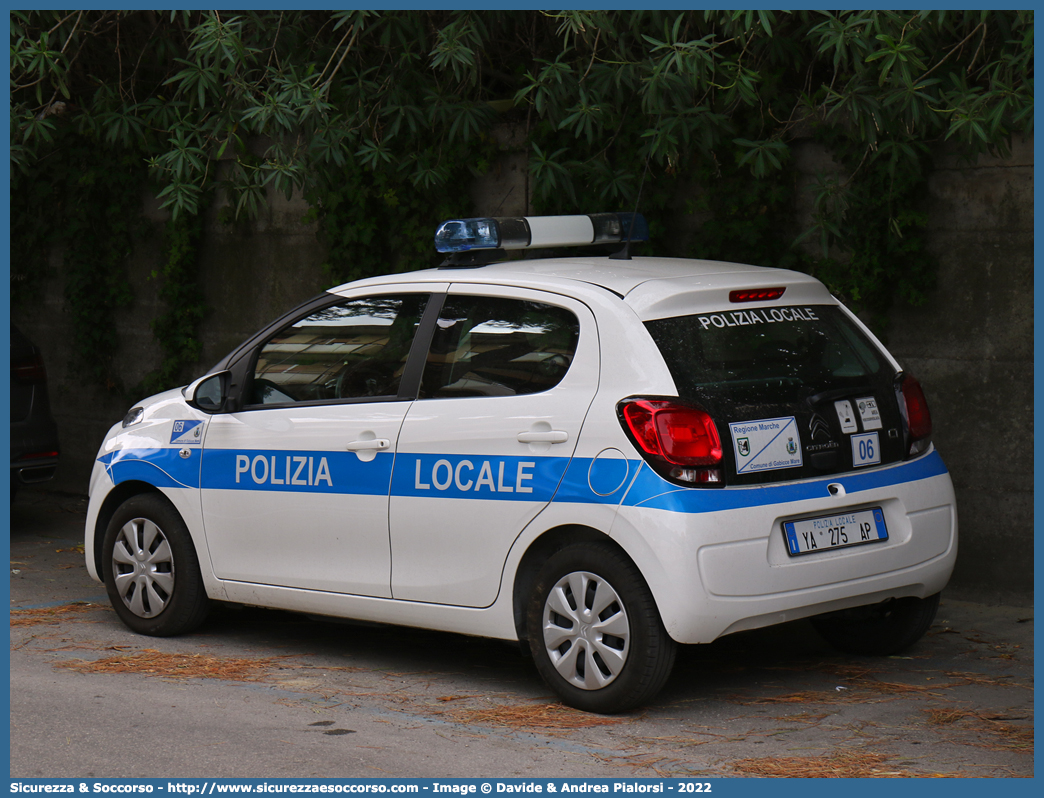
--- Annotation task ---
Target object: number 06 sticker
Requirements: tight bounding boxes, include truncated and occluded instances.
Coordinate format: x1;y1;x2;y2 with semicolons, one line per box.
851;431;881;467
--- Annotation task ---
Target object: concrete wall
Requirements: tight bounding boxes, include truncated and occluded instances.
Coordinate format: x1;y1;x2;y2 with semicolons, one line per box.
11;137;1033;599
884;138;1034;601
12;188;328;498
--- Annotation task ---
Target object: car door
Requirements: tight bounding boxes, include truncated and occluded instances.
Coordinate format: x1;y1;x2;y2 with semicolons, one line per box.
199;290;439;597
388;286;599;607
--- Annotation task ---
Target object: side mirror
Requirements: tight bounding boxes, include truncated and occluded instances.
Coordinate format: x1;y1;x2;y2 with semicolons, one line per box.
186;371;230;412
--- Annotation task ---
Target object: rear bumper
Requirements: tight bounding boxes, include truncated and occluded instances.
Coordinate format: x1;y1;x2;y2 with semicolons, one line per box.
10;457;59;485
612;450;957;644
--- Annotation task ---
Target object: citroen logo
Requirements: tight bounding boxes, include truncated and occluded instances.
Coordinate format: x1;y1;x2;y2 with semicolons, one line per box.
806;412;839;452
809;413;831;442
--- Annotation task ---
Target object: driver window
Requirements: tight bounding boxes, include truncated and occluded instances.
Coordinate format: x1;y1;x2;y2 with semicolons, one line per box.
249;294;428;405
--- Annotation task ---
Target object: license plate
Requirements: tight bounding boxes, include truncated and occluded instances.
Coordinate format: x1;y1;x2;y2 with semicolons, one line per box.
783;508;888;556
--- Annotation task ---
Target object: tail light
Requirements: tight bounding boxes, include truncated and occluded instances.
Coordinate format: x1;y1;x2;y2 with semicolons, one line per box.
899;374;932;457
619;398;724;485
12;351;47;384
16;450;59;462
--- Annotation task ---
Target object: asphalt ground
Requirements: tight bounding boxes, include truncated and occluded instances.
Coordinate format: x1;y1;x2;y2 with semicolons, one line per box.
7;486;1034;779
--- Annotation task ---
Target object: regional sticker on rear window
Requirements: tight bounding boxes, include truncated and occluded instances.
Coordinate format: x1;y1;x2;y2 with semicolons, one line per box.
729;417;803;474
170;419;203;445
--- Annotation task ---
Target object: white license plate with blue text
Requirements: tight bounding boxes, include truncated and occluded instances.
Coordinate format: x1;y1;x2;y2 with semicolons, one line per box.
783;508;888;556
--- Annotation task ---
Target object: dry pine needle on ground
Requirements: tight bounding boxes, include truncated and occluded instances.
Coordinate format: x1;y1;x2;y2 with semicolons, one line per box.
54;649;285;681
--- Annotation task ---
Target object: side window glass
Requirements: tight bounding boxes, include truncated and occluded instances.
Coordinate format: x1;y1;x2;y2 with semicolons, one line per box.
420;295;579;399
249;294;428;405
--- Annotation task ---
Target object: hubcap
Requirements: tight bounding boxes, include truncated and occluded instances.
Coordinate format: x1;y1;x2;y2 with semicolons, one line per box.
541;570;630;690
111;517;175;618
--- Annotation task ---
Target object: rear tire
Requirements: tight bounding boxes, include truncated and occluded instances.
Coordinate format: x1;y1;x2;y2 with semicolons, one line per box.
811;593;940;656
526;543;676;714
102;493;210;636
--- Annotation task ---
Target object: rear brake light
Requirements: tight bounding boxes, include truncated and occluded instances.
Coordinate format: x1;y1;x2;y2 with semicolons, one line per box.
730;287;786;303
12;352;47;384
899;374;932;456
619;398;723;485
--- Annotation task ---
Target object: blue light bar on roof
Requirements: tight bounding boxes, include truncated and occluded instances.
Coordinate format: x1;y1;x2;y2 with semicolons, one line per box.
434;212;648;253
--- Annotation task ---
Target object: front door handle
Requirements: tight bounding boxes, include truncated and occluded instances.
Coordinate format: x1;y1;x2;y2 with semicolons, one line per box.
517;430;569;444
346;438;390;451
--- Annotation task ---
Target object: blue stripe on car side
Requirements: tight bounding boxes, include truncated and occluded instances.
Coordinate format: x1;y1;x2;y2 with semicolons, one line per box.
99;448;200;490
551;456;638;505
390;453;568;502
99;447;948;511
199;449;394;495
620;450;949;513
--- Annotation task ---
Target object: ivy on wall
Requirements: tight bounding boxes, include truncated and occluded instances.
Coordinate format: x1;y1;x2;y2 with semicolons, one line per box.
134;213;207;398
9;10;1033;392
303;150;487;288
11;136;146;391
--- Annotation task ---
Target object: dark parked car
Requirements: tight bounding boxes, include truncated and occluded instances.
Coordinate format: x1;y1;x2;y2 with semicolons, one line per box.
10;324;59;494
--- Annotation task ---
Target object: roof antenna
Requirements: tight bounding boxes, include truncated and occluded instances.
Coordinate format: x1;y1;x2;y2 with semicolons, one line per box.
610;154;651;261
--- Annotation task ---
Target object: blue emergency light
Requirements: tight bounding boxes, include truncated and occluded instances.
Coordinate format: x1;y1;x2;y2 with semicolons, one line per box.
434;212;649;254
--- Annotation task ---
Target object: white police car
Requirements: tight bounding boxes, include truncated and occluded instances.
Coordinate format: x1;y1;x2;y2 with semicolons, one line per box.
85;213;957;713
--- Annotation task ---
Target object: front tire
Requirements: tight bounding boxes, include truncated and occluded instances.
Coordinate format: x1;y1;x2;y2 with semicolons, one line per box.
526;543;676;714
811;593;940;656
101;493;210;636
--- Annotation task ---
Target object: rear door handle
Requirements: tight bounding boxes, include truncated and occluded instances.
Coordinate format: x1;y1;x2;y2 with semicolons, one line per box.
517;430;569;444
346;439;390;451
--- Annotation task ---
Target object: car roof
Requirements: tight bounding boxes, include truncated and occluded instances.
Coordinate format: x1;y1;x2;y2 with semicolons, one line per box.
330;255;837;320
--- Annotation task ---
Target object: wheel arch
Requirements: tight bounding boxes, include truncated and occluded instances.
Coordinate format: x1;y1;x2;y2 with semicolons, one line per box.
99;487;212;636
91;480;168;577
512;524;635;644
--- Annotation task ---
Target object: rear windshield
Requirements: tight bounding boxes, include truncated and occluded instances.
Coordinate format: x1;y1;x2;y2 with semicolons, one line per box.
645;305;890;399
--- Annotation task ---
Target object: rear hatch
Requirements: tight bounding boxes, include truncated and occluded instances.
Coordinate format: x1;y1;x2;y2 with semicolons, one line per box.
642;303;910;486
